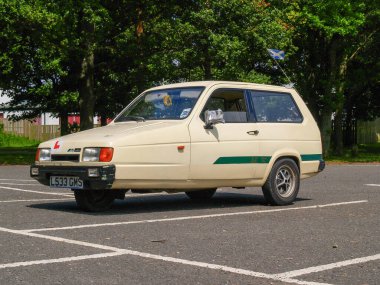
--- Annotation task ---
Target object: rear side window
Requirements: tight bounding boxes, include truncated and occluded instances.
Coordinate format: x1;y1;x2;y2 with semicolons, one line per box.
249;91;303;123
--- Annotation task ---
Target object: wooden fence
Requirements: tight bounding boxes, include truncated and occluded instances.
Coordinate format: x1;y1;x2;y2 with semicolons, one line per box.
1;119;60;141
1;117;379;144
357;118;380;144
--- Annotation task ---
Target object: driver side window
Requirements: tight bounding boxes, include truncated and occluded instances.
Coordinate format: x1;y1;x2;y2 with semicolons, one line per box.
202;89;248;123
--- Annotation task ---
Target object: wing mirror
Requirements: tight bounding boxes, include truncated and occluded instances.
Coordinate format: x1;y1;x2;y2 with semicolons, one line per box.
204;109;225;129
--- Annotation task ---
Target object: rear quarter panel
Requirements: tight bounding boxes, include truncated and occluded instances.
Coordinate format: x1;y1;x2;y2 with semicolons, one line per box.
254;89;322;181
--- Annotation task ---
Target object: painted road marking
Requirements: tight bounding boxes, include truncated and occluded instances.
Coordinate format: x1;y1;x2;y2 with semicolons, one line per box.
24;200;368;233
0;198;73;203
0;226;329;285
111;249;331;285
0;227;123;252
365;184;380;187
0;183;44;186
0;252;124;269
0;179;37;182
275;253;380;278
126;192;169;197
0;186;73;197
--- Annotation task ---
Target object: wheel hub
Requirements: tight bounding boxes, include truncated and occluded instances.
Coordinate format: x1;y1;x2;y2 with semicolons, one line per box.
275;166;295;198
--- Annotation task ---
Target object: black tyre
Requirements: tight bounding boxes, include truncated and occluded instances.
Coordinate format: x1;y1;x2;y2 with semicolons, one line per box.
74;189;115;212
185;189;216;201
262;158;300;206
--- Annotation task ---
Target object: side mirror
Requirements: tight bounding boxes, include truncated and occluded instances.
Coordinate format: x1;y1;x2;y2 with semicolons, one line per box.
204;109;225;129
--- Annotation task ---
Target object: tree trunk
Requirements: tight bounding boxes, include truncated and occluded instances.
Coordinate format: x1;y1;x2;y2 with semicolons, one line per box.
78;9;95;131
320;111;332;157
60;112;69;136
100;114;107;126
323;36;338;156
331;52;349;154
135;5;145;93
79;48;95;131
334;110;344;155
203;47;212;79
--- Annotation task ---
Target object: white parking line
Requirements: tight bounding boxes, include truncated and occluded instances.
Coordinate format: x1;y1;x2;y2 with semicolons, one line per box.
0;183;43;186
0;252;124;269
275;253;380;278
0;227;123;252
126;192;169;197
24;200;368;233
0;186;73;197
0;226;329;285
0;179;37;182
0;199;372;284
365;184;380;187
112;249;329;285
0;198;73;203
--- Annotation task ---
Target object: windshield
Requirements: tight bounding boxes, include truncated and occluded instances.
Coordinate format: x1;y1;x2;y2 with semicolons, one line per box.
114;87;205;122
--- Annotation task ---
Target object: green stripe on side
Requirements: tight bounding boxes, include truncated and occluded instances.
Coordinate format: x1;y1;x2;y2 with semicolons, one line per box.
214;156;271;164
301;154;323;161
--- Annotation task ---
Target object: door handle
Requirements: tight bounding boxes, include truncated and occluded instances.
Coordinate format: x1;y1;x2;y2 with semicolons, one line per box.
247;130;259;135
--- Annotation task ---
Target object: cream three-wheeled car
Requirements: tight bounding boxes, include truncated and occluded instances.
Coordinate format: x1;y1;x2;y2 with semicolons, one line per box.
31;81;324;211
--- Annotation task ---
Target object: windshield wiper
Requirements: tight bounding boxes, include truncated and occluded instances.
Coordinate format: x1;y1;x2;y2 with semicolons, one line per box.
118;116;146;122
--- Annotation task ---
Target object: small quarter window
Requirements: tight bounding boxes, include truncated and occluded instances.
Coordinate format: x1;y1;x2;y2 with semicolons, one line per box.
250;91;303;123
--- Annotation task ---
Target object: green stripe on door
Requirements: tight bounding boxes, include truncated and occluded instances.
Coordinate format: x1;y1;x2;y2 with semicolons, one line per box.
301;154;323;161
214;156;271;164
214;154;323;164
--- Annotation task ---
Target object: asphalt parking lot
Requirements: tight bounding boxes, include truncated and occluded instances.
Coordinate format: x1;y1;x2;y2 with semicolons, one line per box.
0;165;379;285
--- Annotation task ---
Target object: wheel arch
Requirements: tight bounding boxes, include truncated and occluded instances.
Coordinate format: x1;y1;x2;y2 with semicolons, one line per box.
262;151;301;183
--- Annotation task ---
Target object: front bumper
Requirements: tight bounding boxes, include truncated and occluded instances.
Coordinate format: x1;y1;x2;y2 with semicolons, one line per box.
30;164;116;190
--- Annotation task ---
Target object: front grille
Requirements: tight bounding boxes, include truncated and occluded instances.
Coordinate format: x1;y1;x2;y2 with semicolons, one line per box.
51;154;80;162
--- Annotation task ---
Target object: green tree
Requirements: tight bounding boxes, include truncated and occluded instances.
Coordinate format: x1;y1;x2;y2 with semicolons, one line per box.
276;0;379;155
0;0;75;132
0;0;113;132
47;0;113;131
141;0;292;84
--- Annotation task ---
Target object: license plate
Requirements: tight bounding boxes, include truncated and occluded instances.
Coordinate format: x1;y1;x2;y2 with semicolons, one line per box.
50;176;83;189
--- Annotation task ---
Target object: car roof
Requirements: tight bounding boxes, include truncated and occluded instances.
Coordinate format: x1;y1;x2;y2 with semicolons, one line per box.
146;81;294;93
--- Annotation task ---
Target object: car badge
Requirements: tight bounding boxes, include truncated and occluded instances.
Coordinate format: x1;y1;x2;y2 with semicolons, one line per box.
54;141;60;149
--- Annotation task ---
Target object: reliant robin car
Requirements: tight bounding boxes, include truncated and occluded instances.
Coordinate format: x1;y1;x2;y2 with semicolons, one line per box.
31;81;325;211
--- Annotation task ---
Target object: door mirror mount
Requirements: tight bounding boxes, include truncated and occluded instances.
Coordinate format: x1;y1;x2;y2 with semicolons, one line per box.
204;109;225;129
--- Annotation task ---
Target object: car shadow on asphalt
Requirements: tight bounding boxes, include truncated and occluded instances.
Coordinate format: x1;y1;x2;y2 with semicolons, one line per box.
27;191;312;216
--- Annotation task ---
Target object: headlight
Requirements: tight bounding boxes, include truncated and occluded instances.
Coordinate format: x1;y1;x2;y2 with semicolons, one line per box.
83;147;113;162
36;148;51;161
83;148;100;162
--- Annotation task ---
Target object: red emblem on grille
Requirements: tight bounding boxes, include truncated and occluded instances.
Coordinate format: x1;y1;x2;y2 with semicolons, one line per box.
54;141;60;149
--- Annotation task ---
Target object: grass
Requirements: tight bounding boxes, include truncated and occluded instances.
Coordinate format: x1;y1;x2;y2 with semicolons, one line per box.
0;147;37;165
326;143;380;163
0;124;39;165
0;124;40;147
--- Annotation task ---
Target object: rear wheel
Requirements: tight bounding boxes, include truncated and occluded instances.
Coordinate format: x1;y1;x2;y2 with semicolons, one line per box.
74;189;115;212
185;189;216;201
262;158;300;206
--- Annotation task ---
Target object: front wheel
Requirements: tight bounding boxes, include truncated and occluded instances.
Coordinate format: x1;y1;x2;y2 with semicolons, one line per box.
262;158;300;206
185;189;216;201
74;189;115;212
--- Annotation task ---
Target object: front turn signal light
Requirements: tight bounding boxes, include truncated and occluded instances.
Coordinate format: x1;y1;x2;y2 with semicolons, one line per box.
35;149;40;162
99;147;114;162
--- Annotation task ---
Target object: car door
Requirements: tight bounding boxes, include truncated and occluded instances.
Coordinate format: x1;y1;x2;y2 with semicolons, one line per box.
189;87;263;181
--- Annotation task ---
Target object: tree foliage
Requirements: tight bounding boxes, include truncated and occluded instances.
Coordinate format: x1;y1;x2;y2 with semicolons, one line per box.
273;0;379;154
0;0;379;154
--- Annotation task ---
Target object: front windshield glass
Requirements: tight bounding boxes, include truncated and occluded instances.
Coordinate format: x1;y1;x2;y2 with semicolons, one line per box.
114;87;205;122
